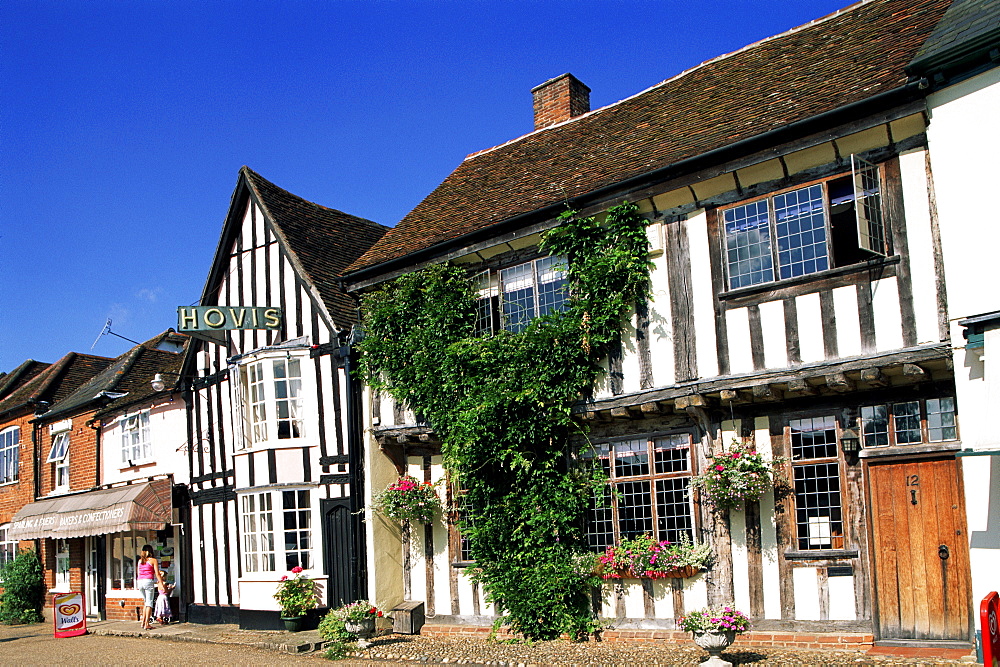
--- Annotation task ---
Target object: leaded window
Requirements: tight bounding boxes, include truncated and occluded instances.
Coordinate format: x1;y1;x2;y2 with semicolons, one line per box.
474;255;569;334
860;397;957;448
789;416;845;551
583;433;695;551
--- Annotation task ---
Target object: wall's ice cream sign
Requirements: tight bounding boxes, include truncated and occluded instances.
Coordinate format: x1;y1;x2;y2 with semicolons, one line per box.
53;592;87;638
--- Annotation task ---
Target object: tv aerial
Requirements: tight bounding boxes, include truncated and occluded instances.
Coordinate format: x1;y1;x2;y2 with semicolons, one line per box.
90;319;141;351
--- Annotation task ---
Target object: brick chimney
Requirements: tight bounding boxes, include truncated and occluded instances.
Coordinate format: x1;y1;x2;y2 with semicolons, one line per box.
531;73;590;130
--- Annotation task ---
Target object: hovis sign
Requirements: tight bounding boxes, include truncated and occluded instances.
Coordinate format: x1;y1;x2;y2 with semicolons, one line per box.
177;306;282;332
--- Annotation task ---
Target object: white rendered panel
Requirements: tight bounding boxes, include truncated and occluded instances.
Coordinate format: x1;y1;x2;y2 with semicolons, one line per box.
725;308;753;374
795;293;824;363
758;300;786;369
647;255;674;387
652;579;675;618
622;580;645;618
872;277;904;352
833;286;862;358
898;149;940;344
457;570;476;616
828;575;857;620
684;576;709;612
688;211;719;378
792;567;821;620
755;417;781;619
729;504;751;614
621;311;641;394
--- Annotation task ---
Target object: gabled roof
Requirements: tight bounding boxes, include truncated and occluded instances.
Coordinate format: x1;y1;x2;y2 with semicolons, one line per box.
201;167;389;331
908;0;1000;77
41;331;189;422
345;0;952;277
0;353;113;421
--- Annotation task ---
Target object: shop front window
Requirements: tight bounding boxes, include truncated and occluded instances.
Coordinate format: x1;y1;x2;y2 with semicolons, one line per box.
110;530;156;590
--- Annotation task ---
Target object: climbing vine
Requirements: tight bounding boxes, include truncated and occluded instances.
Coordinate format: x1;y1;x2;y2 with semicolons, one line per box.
358;201;651;640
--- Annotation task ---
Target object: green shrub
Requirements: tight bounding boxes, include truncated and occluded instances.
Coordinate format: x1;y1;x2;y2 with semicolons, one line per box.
0;550;46;624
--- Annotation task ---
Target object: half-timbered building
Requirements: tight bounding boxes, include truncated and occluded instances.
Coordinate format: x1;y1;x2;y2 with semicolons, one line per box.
180;167;387;628
343;0;985;651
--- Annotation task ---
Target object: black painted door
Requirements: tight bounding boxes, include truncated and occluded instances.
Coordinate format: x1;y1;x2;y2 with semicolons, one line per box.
322;499;359;608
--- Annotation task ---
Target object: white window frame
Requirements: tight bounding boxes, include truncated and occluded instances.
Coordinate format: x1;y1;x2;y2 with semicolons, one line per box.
120;410;153;465
0;525;17;579
721;156;888;290
239;488;314;576
474;255;569;334
0;426;19;485
47;430;70;491
54;539;70;592
240;355;306;446
108;529;157;591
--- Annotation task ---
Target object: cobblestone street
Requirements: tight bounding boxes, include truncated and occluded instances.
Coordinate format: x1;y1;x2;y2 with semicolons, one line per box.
0;620;979;666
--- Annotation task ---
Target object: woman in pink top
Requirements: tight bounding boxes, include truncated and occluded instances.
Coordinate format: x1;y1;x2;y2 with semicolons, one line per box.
136;545;166;630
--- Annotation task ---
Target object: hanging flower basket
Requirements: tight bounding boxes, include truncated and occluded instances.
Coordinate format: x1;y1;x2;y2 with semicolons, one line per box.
691;439;787;510
372;475;443;523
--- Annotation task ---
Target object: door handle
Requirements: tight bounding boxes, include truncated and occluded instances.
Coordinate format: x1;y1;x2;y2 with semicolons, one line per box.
938;544;950;560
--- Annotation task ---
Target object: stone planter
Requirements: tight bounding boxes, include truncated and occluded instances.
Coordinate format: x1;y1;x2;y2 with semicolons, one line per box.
281;616;304;632
693;630;736;667
345;617;377;648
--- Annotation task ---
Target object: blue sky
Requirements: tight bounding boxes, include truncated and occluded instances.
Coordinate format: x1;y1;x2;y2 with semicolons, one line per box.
1;0;850;371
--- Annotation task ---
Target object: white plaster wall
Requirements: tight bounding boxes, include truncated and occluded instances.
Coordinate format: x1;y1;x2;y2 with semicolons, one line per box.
651;579;675;618
796;293;824;363
927;67;1000;324
100;399;189;484
647;249;675;388
621;311;641;394
828;575;856;620
725;308;753;375
832;286;862;358
897;148;940;345
758;300;786;369
754;416;782;619
871;277;903;352
792;567;821;620
688;211;719;379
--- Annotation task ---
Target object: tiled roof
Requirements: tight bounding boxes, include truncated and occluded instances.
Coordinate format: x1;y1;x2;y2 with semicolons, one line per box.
242;167;389;329
346;0;952;275
41;331;189;421
0;360;51;402
0;353;113;420
909;0;1000;73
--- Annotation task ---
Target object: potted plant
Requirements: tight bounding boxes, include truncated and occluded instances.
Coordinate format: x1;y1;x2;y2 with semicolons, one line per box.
372;475;442;523
597;534;711;579
273;566;317;631
691;439;786;510
677;606;750;667
327;600;385;648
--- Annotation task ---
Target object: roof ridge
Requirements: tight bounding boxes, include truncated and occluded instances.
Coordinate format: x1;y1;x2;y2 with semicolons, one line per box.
465;0;871;163
241;165;387;227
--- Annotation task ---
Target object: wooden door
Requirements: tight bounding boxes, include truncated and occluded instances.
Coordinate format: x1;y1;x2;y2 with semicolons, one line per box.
869;457;972;641
322;499;360;609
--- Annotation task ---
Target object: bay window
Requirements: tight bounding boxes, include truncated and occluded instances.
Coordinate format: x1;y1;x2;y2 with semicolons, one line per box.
240;489;313;574
242;356;304;445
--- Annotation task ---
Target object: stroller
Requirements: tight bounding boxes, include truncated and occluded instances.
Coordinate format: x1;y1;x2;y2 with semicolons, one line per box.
154;584;174;624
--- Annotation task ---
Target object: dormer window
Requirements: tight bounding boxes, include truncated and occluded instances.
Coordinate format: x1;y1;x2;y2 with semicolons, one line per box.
474;255;569;334
722;156;887;290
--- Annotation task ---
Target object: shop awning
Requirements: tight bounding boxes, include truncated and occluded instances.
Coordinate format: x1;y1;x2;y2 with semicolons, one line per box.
8;479;171;540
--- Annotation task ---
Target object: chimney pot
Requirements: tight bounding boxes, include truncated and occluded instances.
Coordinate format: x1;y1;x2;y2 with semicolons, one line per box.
531;73;590;130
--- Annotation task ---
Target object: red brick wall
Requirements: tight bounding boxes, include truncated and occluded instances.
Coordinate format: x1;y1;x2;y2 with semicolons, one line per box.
531;73;591;130
36;411;99;496
0;411;38;525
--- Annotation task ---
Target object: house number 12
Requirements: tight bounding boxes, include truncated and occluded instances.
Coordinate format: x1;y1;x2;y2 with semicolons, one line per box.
907;474;919;505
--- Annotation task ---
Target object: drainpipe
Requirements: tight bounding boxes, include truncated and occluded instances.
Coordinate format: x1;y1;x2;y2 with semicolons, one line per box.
88;418;102;487
342;327;368;599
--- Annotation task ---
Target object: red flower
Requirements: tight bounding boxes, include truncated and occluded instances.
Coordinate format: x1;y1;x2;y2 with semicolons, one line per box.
291;566;303;574
377;611;383;617
715;464;725;472
280;575;288;581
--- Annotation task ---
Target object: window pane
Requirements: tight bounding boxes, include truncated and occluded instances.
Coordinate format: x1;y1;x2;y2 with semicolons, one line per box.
655;477;693;544
724;200;773;288
535;256;568;317
614;439;649;478
790;416;838;460
616;480;653;539
927;397;956;442
862;405;889;448
585;485;615;552
774;185;828;280
893;401;921;444
653;434;690;474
